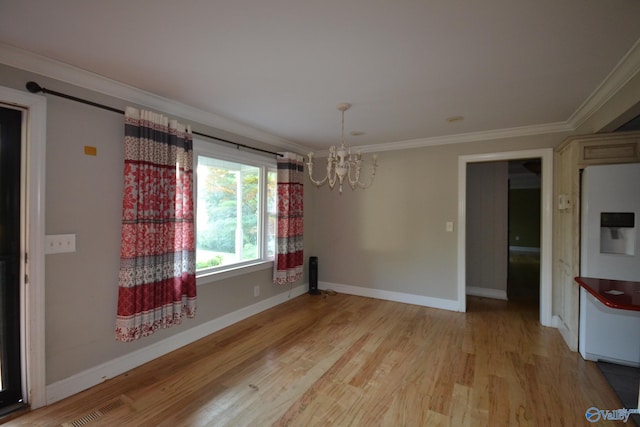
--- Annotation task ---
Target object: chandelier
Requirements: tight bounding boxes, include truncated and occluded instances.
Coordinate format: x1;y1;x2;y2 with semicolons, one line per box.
306;103;378;193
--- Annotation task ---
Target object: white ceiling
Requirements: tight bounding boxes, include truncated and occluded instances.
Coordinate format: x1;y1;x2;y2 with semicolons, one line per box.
1;0;640;151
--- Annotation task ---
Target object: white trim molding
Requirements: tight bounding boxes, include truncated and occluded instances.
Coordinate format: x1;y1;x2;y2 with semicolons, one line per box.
466;286;508;301
46;284;307;404
458;148;554;327
308;38;640;156
4;39;640;158
318;281;459;312
0;85;47;409
354;121;572;154
567;37;640;130
0;42;309;155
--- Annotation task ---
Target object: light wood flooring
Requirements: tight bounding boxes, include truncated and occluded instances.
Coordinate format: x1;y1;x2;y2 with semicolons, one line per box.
4;294;622;426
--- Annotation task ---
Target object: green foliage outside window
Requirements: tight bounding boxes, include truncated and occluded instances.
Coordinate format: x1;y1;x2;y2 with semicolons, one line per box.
195;153;276;271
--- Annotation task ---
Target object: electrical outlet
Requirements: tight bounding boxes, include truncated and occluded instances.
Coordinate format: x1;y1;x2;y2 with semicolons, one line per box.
446;221;454;232
45;234;76;254
254;285;260;297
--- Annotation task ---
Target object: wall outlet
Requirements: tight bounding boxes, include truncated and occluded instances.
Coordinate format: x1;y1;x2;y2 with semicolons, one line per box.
45;234;76;254
253;285;260;297
446;221;454;232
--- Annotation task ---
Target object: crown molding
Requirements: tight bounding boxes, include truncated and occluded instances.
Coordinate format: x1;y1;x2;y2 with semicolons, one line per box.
567;37;640;130
0;42;310;154
353;37;640;154
352;121;573;154
312;121;572;156
3;38;638;157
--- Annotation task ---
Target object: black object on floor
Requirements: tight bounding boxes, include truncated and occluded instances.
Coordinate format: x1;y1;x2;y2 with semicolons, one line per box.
596;361;640;426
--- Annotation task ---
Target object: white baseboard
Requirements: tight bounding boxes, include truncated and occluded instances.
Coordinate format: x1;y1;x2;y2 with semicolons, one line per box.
466;286;508;300
581;353;640;368
319;281;459;312
46;283;308;404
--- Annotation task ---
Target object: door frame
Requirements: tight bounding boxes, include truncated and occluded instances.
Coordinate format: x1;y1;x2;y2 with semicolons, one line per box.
0;86;46;408
457;148;553;327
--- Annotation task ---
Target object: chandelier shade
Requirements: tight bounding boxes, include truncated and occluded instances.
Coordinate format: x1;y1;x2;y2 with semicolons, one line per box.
306;103;378;193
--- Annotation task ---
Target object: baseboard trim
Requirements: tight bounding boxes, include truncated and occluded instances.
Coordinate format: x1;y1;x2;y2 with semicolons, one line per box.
466;286;508;301
319;281;459;312
587;354;640;368
46;283;308;404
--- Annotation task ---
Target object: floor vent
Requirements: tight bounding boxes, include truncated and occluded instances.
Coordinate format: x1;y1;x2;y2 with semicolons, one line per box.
61;398;124;427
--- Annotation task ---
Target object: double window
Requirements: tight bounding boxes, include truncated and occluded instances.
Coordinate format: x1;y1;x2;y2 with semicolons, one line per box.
194;140;276;278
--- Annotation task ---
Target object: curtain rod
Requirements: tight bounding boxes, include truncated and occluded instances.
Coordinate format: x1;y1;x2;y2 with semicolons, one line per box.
25;81;283;158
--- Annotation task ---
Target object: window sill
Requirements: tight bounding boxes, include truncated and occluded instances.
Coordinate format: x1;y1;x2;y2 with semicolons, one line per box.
196;260;274;285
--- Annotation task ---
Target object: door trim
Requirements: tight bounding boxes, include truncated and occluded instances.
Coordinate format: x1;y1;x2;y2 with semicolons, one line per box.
0;86;46;408
457;148;553;327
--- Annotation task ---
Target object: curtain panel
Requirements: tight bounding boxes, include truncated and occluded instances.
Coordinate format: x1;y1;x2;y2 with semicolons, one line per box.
274;153;304;284
116;107;197;342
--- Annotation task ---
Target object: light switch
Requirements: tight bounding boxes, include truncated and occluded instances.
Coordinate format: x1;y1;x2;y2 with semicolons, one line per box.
45;234;76;254
446;221;454;232
558;194;569;210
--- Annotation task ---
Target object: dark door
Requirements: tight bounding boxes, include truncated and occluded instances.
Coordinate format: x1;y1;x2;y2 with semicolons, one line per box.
0;105;23;411
507;159;541;304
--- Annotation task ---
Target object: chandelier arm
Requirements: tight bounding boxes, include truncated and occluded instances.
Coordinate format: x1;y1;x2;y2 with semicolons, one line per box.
327;160;338;189
309;174;328;187
344;156;377;189
356;176;375;189
355;159;378;189
306;163;328;187
307;153;333;187
327;176;337;189
346;161;359;190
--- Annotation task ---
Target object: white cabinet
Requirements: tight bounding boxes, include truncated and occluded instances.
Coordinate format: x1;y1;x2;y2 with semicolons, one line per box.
553;131;640;351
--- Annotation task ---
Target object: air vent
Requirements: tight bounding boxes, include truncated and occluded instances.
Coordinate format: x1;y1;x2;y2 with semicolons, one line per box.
61;397;125;427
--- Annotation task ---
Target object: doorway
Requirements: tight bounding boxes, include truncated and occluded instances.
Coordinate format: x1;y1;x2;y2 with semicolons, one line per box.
0;106;23;413
0;85;46;411
464;159;541;305
457;149;553;326
507;159;541;304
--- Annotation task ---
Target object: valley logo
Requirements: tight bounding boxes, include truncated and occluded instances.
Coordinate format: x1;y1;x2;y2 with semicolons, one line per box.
585;406;639;423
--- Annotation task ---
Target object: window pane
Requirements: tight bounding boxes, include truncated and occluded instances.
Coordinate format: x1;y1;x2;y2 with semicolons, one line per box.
196;156;260;270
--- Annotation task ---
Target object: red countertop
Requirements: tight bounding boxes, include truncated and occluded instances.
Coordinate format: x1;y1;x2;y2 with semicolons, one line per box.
575;277;640;312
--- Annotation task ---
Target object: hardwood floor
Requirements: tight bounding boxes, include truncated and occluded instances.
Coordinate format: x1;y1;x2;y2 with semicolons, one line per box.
5;294;622;426
507;250;540;304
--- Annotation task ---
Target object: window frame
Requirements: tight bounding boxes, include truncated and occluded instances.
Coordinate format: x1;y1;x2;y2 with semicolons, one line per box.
193;138;277;284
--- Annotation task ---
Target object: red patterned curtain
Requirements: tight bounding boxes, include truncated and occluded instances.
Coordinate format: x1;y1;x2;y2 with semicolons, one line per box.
116;107;196;342
274;153;304;284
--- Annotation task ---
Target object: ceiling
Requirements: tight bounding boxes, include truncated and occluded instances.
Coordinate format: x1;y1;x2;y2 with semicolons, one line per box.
1;1;640;151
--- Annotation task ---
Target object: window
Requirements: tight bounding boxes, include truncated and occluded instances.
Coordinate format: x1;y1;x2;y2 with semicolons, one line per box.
194;140;276;277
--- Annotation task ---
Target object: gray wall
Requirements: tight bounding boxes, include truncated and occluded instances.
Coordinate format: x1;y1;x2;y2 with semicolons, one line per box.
0;64;311;385
466;161;509;292
309;134;566;302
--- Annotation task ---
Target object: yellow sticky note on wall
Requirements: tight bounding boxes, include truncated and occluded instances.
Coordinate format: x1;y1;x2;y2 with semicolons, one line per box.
84;146;97;156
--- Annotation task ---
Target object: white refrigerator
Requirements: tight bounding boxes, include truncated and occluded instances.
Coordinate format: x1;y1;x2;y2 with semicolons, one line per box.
579;163;640;366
